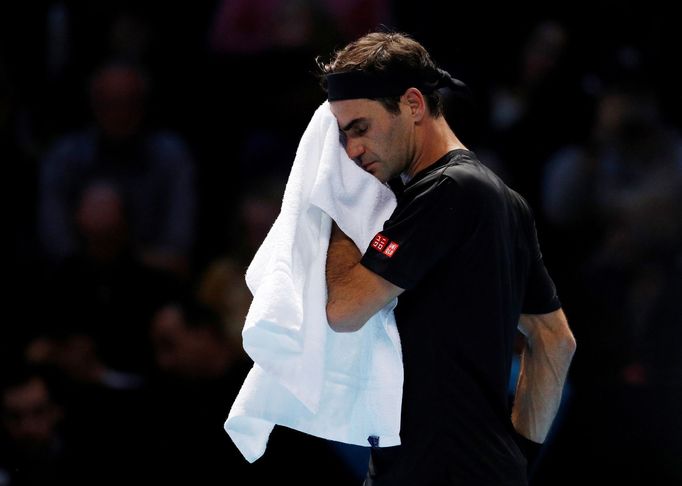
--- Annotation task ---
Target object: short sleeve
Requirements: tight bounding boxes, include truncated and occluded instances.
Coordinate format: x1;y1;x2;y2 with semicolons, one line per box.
360;177;475;289
522;219;562;314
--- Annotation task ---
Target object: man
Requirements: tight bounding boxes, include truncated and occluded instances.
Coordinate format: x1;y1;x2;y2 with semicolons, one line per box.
146;297;255;486
38;60;196;277
0;367;68;485
319;32;576;485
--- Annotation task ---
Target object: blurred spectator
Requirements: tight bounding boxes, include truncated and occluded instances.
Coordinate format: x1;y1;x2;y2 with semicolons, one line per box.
209;0;319;55
238;176;286;256
196;255;252;340
209;0;390;56
540;82;682;485
144;294;360;484
4;3;164;161
544;81;682;372
37;60;196;277
232;176;286;263
544;84;682;237
144;296;253;485
204;0;392;174
490;20;569;132
199;174;285;270
149;297;249;381
0;365;75;485
30;181;182;380
488;19;590;210
323;0;392;42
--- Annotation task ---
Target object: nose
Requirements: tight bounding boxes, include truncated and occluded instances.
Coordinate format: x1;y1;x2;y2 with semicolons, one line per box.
345;138;365;162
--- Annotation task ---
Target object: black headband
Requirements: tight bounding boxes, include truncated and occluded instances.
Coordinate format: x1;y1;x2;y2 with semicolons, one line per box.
325;68;468;101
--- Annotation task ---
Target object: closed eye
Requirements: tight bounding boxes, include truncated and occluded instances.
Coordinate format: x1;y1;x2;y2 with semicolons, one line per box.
352;125;367;136
338;124;367;147
339;118;369;141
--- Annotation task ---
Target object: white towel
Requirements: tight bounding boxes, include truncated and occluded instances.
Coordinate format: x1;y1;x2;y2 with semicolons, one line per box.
224;101;403;463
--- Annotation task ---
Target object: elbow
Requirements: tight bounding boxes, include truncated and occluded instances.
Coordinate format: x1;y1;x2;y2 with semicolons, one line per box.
554;325;577;361
326;302;362;333
563;331;577;357
554;313;577;358
560;316;577;356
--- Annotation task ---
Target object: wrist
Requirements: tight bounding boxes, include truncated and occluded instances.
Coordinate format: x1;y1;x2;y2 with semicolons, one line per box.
513;430;543;471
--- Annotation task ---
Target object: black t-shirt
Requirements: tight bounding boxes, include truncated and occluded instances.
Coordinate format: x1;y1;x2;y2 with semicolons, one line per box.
360;149;561;486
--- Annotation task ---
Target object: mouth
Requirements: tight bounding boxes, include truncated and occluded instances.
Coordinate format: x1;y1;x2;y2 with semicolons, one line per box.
362;160;378;171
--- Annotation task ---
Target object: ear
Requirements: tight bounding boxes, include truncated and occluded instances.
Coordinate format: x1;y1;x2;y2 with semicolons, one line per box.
402;88;426;122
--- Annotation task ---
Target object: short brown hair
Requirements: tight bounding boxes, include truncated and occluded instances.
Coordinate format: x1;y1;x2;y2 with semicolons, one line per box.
317;32;445;116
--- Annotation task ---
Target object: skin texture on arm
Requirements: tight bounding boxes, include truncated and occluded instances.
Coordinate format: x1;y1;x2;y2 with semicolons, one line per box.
325;223;404;332
512;308;576;443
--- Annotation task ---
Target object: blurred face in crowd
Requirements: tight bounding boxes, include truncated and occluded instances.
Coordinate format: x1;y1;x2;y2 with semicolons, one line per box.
1;378;62;452
150;305;218;379
90;65;147;140
76;183;127;240
520;20;567;86
330;97;415;183
240;193;281;255
595;90;658;143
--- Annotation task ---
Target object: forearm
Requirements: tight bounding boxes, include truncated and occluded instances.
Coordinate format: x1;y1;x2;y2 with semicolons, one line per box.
326;224;362;287
325;223;363;331
512;317;576;442
325;224;404;332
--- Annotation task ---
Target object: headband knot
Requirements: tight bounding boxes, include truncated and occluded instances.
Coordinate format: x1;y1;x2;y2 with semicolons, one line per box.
436;68;468;91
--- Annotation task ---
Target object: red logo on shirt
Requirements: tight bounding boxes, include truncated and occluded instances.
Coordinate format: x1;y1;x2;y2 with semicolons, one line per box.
371;233;399;258
383;241;399;257
371;234;389;251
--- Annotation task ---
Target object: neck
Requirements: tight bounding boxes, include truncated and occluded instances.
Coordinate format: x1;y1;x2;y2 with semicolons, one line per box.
405;116;466;179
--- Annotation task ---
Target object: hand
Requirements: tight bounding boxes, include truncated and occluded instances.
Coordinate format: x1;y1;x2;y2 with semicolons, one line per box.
513;430;543;477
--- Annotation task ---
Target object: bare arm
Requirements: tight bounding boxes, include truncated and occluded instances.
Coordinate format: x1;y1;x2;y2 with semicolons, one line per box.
512;308;576;443
325;223;403;332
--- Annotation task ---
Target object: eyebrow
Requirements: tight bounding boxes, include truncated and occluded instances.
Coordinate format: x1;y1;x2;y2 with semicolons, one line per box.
339;117;367;132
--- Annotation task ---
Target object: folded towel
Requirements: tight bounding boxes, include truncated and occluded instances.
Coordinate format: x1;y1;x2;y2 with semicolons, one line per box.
224;101;403;463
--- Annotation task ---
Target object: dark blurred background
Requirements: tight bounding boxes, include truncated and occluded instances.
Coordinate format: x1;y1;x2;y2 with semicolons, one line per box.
1;1;680;485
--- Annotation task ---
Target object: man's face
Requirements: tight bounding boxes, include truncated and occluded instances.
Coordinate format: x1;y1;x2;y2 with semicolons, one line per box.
330;98;413;183
150;305;215;379
90;66;146;140
2;378;61;451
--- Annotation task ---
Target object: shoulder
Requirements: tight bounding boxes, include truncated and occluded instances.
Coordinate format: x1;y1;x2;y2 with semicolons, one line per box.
443;152;539;229
45;130;96;159
41;130;98;175
406;151;479;195
439;151;508;207
145;132;196;171
147;131;192;154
